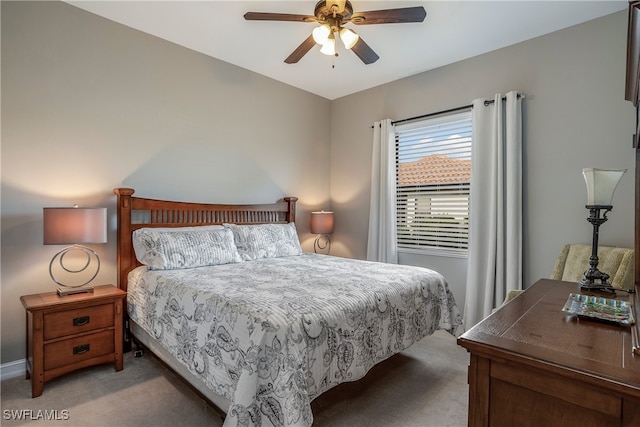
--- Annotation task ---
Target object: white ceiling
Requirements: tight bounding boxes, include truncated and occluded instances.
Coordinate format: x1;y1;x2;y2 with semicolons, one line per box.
66;1;627;100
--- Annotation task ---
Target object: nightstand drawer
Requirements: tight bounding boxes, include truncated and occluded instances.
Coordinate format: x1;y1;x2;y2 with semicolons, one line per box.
44;330;115;371
44;303;114;340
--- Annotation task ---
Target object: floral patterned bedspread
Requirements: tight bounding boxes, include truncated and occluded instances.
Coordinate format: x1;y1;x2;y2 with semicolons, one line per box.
127;253;462;427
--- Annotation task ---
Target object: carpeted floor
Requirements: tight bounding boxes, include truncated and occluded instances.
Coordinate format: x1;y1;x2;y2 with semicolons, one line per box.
1;330;468;427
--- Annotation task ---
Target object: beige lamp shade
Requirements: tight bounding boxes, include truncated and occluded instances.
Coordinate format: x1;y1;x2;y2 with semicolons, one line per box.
339;27;359;49
312;24;331;44
320;33;336;56
43;207;107;245
310;211;334;234
582;168;626;206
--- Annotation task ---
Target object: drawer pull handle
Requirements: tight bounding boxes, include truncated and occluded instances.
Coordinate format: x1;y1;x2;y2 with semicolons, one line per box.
73;344;90;355
73;316;90;326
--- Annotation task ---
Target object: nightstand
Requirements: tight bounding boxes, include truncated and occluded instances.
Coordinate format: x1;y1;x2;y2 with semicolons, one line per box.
20;285;126;397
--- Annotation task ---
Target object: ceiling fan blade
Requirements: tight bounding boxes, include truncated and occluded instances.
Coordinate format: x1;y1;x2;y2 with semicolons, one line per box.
350;6;426;25
285;35;316;64
243;12;316;23
351;37;379;64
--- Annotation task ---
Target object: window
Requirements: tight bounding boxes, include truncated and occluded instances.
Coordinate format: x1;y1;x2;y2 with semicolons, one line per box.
395;110;472;257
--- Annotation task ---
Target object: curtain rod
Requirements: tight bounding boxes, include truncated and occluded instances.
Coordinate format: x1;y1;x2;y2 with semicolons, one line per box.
391;104;472;126
483;93;524;106
380;93;524;128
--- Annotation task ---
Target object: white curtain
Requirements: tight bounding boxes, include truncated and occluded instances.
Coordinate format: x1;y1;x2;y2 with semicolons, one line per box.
367;119;398;264
463;91;523;331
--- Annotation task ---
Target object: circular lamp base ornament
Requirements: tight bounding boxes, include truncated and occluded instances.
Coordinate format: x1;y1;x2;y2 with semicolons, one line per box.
314;234;332;254
50;244;99;296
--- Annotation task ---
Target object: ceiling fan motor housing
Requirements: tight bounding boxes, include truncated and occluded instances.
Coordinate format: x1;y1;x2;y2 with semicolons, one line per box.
314;1;355;29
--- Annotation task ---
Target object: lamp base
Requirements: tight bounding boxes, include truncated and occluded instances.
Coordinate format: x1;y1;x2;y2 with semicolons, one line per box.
313;234;331;254
57;286;94;297
578;279;616;294
580;204;616;294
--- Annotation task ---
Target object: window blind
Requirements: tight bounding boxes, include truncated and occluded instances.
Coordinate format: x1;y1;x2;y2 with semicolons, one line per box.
395;110;472;256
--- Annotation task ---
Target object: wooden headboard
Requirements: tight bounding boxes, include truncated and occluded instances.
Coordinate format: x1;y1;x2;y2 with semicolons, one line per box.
113;188;297;292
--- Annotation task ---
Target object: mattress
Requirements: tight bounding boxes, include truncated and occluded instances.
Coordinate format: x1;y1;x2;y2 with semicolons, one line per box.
127;253;462;427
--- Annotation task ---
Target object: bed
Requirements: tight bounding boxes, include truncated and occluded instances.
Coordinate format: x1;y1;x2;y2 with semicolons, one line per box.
114;188;462;427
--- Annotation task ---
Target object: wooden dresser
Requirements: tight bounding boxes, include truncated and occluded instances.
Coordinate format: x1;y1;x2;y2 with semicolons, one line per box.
457;279;640;427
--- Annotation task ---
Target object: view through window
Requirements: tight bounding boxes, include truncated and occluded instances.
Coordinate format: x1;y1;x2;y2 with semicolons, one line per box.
395;110;472;256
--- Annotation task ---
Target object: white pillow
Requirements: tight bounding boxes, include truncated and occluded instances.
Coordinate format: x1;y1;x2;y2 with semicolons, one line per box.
225;223;302;260
132;225;242;270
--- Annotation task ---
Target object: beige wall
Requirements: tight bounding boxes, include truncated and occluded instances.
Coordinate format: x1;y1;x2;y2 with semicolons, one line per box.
1;1;330;363
1;2;636;365
330;10;635;311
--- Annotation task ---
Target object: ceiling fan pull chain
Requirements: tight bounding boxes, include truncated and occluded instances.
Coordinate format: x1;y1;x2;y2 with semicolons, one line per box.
332;40;338;69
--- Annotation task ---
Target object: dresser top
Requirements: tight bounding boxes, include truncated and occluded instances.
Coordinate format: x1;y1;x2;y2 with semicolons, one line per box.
458;279;640;391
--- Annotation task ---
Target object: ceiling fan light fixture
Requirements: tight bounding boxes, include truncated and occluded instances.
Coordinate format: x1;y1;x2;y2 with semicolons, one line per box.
339;27;359;49
312;24;331;44
320;33;336;56
245;2;426;64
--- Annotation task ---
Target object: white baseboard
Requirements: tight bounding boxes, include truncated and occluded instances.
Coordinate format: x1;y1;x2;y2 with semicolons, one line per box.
1;359;26;381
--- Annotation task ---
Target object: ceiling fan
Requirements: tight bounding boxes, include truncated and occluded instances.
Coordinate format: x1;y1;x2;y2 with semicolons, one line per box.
244;1;427;65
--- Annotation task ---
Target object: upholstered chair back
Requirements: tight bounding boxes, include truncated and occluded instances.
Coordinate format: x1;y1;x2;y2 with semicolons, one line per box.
550;244;634;291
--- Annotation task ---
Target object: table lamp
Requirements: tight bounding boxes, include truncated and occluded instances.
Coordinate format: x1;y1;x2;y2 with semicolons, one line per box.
579;168;626;293
310;211;334;254
43;206;107;296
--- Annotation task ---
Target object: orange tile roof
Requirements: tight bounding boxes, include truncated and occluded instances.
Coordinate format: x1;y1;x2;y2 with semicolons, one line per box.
398;154;471;186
